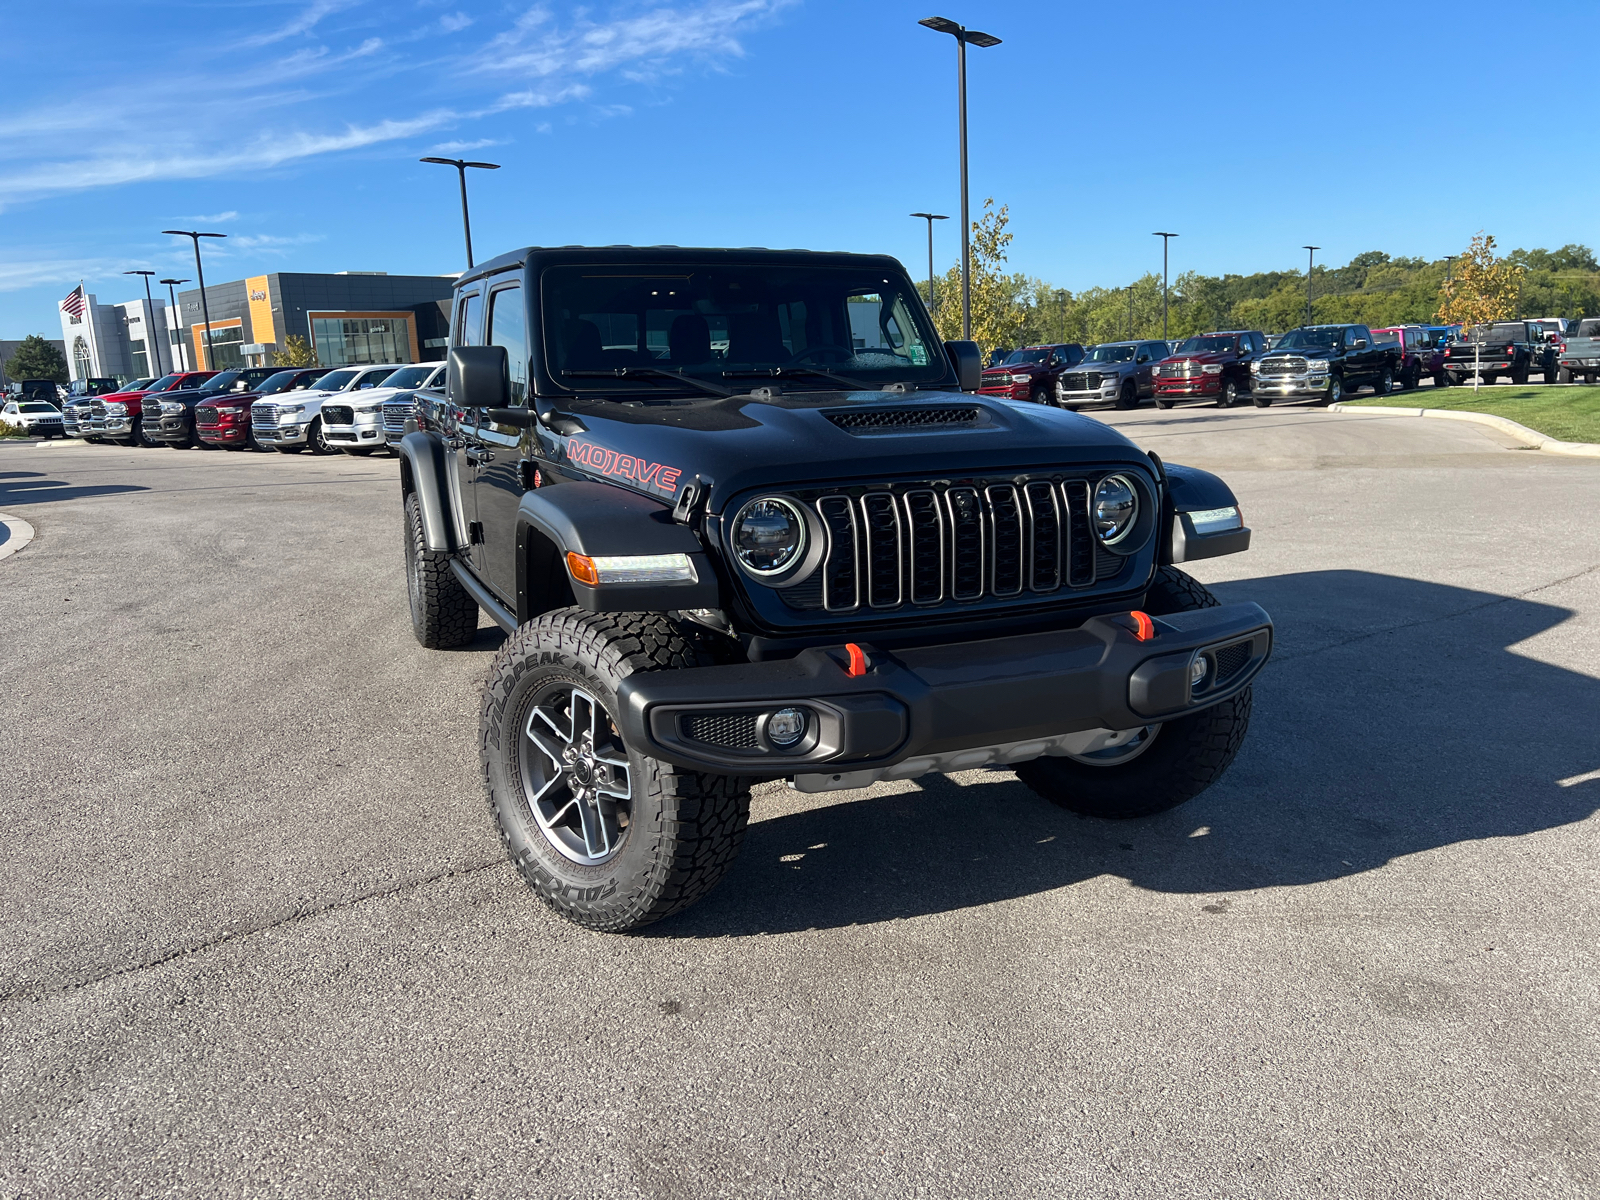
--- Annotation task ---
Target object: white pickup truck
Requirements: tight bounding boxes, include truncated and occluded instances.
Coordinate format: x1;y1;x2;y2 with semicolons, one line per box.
250;363;401;454
319;362;444;456
1558;317;1600;384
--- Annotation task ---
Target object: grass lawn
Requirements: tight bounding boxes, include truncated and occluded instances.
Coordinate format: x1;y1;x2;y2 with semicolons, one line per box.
1344;384;1600;444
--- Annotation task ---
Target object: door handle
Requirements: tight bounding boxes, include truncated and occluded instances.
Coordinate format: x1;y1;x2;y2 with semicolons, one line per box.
465;448;495;465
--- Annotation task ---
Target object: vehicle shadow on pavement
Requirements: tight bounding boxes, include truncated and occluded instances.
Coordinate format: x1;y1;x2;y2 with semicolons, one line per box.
0;473;147;506
656;570;1600;937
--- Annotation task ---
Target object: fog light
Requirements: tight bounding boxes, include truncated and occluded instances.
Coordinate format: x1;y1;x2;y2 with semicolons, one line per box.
1191;656;1209;688
766;707;808;748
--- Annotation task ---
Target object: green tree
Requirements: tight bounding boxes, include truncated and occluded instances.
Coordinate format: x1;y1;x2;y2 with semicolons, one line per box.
275;334;317;367
4;334;68;383
1436;233;1524;391
925;199;1030;358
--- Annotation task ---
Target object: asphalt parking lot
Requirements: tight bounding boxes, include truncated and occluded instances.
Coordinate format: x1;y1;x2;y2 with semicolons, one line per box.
2;406;1597;1199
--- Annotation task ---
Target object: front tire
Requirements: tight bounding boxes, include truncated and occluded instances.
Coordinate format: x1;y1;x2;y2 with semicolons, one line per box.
482;609;752;932
1321;374;1344;406
1373;368;1392;397
1014;567;1252;819
1219;380;1239;408
404;491;478;649
307;417;335;455
1116;380;1139;409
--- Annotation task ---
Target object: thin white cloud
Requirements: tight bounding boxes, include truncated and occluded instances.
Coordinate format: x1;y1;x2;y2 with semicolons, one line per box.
242;0;355;48
0;257;143;294
225;233;327;251
428;138;503;153
440;12;473;32
190;211;240;224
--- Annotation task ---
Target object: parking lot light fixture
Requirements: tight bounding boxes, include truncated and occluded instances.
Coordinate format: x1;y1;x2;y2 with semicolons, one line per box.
919;17;1001;341
161;232;225;369
910;213;948;312
123;270;164;375
1153;233;1178;340
1303;245;1320;326
421;157;501;269
159;279;190;370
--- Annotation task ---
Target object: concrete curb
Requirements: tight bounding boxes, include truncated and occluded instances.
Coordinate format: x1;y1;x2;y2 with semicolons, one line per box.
1330;403;1600;458
0;512;35;562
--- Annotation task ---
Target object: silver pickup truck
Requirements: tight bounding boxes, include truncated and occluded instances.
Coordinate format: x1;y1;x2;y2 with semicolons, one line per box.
1559;318;1600;383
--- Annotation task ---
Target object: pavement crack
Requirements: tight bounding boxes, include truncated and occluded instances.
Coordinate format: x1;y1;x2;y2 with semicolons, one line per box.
0;855;511;1007
1274;562;1600;663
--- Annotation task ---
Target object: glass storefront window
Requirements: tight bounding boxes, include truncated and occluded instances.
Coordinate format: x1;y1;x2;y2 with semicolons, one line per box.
311;316;412;367
130;338;149;378
199;326;244;370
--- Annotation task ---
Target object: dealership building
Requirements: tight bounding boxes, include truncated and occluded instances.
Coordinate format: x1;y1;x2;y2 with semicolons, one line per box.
59;271;456;381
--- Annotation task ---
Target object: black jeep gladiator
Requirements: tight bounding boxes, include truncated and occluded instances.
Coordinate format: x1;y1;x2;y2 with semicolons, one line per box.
399;246;1272;932
1249;324;1402;405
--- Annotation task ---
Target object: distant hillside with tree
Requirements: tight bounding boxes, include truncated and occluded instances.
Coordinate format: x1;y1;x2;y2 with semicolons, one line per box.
919;202;1600;355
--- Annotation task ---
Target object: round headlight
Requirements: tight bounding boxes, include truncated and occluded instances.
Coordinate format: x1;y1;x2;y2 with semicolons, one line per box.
732;497;806;576
1093;475;1138;545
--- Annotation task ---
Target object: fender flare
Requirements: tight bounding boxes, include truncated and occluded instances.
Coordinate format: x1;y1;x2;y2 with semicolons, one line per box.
515;482;722;618
1160;463;1251;564
398;431;455;553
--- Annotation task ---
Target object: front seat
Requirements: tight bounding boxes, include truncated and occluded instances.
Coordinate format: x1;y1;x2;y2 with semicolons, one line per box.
563;319;604;370
668;314;711;366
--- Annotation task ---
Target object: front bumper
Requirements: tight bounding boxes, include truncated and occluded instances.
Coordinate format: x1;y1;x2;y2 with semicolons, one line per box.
323;417;385;447
616;603;1272;781
1059;385;1122;404
253;424;308;446
1155;377;1222;395
147;413;192;442
1251;374;1330;396
95;416;135;436
198;424;247;444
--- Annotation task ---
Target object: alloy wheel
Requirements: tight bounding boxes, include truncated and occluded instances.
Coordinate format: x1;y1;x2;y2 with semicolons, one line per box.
1063;725;1162;767
519;685;633;866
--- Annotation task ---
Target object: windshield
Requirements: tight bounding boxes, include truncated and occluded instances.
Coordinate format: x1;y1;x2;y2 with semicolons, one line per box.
1482;323;1526;341
1575;319;1600;337
384;365;435;389
1084;344;1136;363
1274;328;1342;351
1002;348;1052;366
143;374;183;392
314;369;359;391
1176;336;1236;354
197;372;244;393
543;263;944;394
257;370;320;394
353;368;397;389
20;403;56;412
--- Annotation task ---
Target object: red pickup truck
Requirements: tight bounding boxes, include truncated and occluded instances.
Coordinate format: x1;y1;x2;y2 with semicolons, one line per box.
1153;331;1266;408
91;371;216;446
977;344;1086;404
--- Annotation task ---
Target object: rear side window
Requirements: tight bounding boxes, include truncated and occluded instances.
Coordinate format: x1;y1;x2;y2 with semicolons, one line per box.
488;285;528;405
455;292;481;347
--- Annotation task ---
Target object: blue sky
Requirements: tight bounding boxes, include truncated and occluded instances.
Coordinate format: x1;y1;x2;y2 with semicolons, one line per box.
3;0;1596;337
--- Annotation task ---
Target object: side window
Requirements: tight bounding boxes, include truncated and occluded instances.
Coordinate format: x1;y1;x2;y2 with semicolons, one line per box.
1354;326;1372;345
454;292;481;347
488;285;528;405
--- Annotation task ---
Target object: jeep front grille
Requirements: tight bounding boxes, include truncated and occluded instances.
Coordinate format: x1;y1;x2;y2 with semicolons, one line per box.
784;474;1124;616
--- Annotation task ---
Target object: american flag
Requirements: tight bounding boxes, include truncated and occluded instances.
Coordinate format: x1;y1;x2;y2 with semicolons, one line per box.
60;285;86;319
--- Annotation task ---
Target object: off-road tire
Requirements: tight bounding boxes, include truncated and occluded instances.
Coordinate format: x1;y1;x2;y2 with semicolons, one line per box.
1014;566;1252;820
1434;371;1450;388
1511;366;1529;386
404;491;478;649
1480;373;1496;386
482;608;752;932
1402;363;1420;390
1557;366;1573;384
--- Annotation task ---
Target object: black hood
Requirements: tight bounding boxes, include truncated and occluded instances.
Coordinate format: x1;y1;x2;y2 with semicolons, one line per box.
541;388;1155;512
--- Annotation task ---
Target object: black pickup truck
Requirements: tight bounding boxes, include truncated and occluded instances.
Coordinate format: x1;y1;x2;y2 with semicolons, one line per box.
399;245;1272;932
1441;321;1561;386
1248;324;1402;406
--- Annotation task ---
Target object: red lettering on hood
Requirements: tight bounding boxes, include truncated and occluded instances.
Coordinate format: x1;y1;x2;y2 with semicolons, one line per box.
566;440;685;496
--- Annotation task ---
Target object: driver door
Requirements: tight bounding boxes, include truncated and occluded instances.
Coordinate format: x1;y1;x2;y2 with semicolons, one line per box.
443;288;483;566
474;280;530;604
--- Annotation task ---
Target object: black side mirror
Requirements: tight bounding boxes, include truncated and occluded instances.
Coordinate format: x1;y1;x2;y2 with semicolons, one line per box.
448;345;509;410
944;340;982;391
1352;338;1368;349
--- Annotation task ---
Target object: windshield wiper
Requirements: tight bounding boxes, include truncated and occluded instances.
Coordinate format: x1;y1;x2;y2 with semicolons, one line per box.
723;366;874;391
562;367;732;398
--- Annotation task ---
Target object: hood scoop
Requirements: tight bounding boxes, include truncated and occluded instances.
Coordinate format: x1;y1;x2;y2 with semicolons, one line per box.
826;405;985;434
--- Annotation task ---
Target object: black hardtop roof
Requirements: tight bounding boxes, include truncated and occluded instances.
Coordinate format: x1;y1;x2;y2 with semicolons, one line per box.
458;244;906;288
1195;329;1259;337
1294;323;1368;331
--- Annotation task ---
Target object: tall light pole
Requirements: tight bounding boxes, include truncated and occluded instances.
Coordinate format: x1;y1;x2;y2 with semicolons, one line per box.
1303;245;1320;326
420;157;501;269
909;213;948;312
918;17;1001;341
159;279;190;371
1152;232;1178;340
162;232;225;369
123;269;164;376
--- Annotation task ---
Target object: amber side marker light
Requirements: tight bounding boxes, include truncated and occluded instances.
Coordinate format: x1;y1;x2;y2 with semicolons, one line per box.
566;551;698;586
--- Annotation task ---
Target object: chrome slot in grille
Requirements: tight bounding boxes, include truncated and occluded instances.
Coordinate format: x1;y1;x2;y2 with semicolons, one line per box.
252;405;277;426
800;476;1118;616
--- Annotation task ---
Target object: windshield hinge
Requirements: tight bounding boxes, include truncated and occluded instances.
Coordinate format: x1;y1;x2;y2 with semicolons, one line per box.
673;474;712;526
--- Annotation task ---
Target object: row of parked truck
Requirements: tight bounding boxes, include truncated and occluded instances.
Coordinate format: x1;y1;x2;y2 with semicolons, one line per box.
47;361;445;453
978;317;1596;409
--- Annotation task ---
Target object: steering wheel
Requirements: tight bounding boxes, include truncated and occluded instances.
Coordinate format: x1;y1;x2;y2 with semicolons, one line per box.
787;343;856;366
